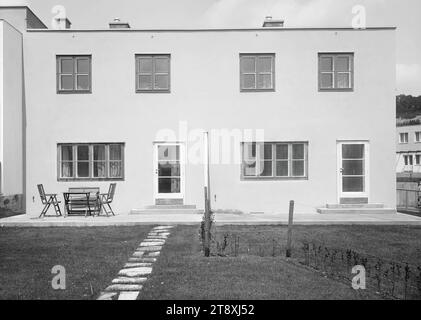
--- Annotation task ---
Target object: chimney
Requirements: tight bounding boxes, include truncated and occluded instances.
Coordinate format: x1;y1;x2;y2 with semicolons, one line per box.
262;16;284;28
52;17;72;29
109;18;130;29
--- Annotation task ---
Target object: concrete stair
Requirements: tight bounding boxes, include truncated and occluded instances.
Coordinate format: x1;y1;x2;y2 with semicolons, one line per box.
130;204;202;215
317;203;396;214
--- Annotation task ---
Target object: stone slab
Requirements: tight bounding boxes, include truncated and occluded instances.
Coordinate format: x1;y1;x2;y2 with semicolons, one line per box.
112;277;147;284
105;284;143;291
132;251;145;257
124;262;153;268
118;291;140;300
97;291;118;300
137;257;157;263
118;267;153;277
136;246;162;251
145;251;160;257
140;241;165;246
153;226;174;230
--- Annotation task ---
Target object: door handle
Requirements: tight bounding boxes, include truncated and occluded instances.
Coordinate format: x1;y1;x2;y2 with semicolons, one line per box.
339;168;344;174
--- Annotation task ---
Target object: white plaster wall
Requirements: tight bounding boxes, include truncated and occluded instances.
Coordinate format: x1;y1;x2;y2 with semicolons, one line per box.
0;20;23;196
23;28;396;215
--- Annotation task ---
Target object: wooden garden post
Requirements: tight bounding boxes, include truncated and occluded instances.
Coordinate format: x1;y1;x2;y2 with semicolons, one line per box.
203;132;211;257
204;186;211;257
286;200;294;258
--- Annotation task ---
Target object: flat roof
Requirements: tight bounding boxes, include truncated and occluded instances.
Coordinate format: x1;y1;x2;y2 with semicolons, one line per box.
27;26;396;33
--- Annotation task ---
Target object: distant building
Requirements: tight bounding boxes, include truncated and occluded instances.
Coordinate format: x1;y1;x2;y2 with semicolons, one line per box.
396;123;421;179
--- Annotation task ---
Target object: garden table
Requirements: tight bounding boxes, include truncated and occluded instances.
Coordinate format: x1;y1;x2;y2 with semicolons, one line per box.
63;190;100;217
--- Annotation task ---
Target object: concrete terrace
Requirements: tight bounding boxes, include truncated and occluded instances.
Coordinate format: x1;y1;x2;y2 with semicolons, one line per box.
1;212;421;227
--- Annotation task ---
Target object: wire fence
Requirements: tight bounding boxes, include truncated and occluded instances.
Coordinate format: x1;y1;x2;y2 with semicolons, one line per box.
208;232;421;300
300;241;421;300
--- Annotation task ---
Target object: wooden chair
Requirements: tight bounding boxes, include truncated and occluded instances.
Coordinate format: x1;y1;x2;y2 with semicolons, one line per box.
37;184;62;218
98;183;116;216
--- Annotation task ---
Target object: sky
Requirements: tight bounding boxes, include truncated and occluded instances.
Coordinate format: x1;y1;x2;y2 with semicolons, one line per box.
3;0;421;95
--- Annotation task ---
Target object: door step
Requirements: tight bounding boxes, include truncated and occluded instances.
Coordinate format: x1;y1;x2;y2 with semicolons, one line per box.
317;204;395;214
155;199;183;205
130;205;201;215
144;204;197;210
326;203;384;209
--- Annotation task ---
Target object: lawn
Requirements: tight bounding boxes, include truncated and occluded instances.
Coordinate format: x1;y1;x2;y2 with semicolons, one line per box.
1;224;420;300
139;225;418;300
0;226;151;299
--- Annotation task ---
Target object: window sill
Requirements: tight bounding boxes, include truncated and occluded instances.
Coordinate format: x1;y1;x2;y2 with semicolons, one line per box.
240;88;275;93
241;176;308;181
57;90;92;94
318;88;354;92
58;178;124;182
136;89;171;94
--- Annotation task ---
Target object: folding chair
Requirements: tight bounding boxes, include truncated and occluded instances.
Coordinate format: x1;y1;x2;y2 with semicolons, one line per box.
98;183;116;216
37;184;62;218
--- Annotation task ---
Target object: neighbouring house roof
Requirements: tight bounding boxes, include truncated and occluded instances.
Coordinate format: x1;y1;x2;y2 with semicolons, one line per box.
0;5;47;29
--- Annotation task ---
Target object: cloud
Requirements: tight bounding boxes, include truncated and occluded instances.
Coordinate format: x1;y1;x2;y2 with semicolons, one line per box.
396;64;421;95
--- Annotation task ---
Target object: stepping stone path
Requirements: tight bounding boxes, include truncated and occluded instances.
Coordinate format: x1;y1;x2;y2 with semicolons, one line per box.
97;225;174;300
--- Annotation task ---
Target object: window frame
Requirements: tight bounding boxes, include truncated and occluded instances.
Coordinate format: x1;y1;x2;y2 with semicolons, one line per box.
399;132;409;144
241;141;308;180
240;53;275;92
318;53;354;92
56;55;92;94
135;54;171;93
415;132;421;143
404;154;413;166
57;143;125;181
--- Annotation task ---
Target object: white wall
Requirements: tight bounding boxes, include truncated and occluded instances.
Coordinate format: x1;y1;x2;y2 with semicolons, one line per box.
23;28;396;215
0;20;23;196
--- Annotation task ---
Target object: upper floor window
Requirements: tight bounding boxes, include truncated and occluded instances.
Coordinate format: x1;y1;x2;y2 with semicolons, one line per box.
415;132;421;143
241;142;308;180
57;55;91;93
240;54;275;91
136;54;170;93
318;53;353;91
58;143;124;181
399;132;409;144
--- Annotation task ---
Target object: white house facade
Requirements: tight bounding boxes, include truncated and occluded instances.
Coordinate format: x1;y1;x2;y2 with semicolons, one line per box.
0;6;397;216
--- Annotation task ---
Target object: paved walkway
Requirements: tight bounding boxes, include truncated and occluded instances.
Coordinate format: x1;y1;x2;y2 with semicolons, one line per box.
1;212;421;227
97;225;173;300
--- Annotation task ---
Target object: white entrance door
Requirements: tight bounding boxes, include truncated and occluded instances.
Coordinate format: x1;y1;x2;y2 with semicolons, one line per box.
154;143;184;200
337;141;369;200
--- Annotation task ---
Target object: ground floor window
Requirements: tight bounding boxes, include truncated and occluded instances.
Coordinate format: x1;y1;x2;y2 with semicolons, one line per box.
404;154;413;166
58;143;124;180
241;142;308;180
